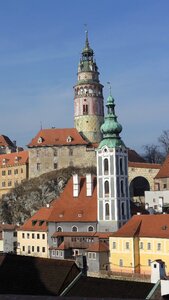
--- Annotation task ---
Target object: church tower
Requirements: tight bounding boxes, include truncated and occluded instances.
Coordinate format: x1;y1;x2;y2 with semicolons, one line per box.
74;32;104;143
97;92;130;232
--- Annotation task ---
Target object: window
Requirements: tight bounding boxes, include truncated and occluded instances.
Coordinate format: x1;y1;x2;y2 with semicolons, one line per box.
27;233;30;239
14;181;18;187
37;163;41;171
42;247;45;253
105;203;109;219
32;246;34;252
88;226;94;232
126;242;129;250
88;252;96;260
22;233;25;238
60;251;63;257
42;234;45;239
104;181;109;196
8;170;12;175
14;169;18;175
8;181;12;187
2;170;6;176
53;237;57;244
120;158;123;174
57;226;63;232
53;149;58;156
121;203;125;219
157;243;161;251
2;182;5;187
56;250;59;256
28;246;31;254
104;159;109;174
72;226;78;232
32;233;35;239
21;168;23;174
37;246;40;252
163;184;167;189
52;250;55;256
83;104;88;115
147;243;151;250
140;242;143;249
13;232;17;237
121;180;124;196
119;259;123;267
54;163;58;169
112;242;116;249
37;234;40;239
148;259;151;266
69;148;73;156
22;246;25;252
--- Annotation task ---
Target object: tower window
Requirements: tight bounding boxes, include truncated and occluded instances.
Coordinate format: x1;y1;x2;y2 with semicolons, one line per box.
83;104;88;115
121;202;125;219
104;181;109;196
105;203;110;220
120;158;124;174
121;180;124;196
104;158;109;175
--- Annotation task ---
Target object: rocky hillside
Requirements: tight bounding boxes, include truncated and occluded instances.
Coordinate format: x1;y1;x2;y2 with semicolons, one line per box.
0;166;96;224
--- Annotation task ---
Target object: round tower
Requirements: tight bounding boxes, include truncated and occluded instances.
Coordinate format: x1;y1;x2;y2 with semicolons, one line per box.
74;32;104;143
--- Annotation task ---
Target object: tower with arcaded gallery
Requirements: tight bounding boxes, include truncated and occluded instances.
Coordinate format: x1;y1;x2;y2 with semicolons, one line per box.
74;32;104;143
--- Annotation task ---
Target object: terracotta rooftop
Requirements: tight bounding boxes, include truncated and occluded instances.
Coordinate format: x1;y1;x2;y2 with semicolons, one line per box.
28;128;88;147
0;135;15;148
128;161;161;169
19;176;97;231
111;214;169;238
85;241;109;252
51;231;112;238
155;153;169;179
0;151;28;168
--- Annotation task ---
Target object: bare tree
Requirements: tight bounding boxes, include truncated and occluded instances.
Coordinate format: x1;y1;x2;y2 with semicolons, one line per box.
158;130;169;156
142;144;164;163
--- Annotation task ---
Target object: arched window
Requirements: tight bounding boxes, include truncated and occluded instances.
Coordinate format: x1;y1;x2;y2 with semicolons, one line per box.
121;180;124;196
105;203;110;219
120;158;123;174
88;226;94;232
121;202;125;219
72;226;78;232
104;181;109;196
57;226;63;232
104;158;109;174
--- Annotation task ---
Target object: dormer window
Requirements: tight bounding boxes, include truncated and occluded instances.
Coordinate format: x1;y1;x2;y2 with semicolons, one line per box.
37;137;43;144
66;136;73;143
39;220;44;226
32;220;37;226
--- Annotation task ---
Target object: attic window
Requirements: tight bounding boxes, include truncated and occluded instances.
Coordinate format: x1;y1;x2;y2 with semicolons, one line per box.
78;213;82;218
39;220;44;226
162;225;167;230
2;159;6;165
32;220;37;226
59;213;64;218
37;137;43;144
66;136;73;143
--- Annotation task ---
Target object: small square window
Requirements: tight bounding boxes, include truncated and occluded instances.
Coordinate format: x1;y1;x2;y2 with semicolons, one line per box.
147;243;151;250
112;242;116;249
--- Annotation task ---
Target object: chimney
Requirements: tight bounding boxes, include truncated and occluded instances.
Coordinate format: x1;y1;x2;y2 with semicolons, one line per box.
73;174;80;197
86;174;93;197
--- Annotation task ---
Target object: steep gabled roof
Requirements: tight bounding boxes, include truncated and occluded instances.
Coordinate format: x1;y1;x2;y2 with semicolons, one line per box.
28;128;88;147
0;151;28;167
111;214;169;238
19;207;52;232
0;135;15;148
155;153;169;179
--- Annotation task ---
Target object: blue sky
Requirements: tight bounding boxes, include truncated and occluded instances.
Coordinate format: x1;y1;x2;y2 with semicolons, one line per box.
0;0;169;153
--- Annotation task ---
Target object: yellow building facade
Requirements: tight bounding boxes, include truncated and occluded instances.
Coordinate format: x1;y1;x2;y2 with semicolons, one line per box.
109;215;169;276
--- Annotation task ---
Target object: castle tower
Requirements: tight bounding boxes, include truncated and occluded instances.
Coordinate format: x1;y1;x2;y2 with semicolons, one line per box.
74;32;104;143
97;92;130;232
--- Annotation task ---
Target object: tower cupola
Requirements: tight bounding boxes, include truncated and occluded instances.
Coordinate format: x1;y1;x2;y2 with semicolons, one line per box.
74;32;104;143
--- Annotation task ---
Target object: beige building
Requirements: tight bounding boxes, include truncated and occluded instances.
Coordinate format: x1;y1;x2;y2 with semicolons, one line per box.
17;206;51;258
0;151;29;198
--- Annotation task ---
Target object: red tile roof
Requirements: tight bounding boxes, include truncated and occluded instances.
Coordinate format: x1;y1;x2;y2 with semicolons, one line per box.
48;176;97;223
28;128;88;147
0;135;15;148
111;214;169;238
86;241;109;252
19;176;97;231
155;154;169;179
0;151;28;167
128;162;161;169
51;231;112;238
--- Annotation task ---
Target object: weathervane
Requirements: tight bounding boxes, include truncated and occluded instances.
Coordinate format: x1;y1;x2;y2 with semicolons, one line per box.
107;82;112;95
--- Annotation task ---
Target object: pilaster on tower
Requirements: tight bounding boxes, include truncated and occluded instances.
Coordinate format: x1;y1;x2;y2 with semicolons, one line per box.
74;32;104;143
96;91;131;232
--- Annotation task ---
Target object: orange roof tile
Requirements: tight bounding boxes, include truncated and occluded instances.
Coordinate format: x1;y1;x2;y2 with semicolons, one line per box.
28;128;88;147
52;231;113;238
48;176;97;223
86;241;109;252
155;154;169;179
128;162;161;169
0;135;15;147
111;214;169;238
19;207;52;232
0;151;28;168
